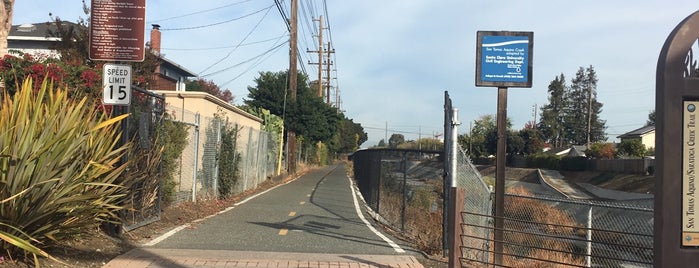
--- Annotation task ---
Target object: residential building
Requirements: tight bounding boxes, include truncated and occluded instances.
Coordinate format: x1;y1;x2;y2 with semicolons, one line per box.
617;125;655;149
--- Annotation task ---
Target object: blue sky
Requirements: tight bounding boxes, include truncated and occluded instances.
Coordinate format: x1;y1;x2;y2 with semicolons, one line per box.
12;1;699;147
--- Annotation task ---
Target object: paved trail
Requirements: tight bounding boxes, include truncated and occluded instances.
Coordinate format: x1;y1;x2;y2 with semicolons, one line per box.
104;164;425;267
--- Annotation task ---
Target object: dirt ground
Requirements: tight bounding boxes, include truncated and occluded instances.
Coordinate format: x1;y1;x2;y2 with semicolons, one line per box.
477;166;655;194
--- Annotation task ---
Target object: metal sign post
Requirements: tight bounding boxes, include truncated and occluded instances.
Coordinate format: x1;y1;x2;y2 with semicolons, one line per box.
475;30;533;266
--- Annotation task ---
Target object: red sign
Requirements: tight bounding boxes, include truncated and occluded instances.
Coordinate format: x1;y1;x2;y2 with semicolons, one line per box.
89;0;146;62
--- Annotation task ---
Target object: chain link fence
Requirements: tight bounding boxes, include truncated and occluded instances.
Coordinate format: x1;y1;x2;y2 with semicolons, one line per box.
351;149;444;254
121;86;166;231
165;104;280;204
454;146;654;267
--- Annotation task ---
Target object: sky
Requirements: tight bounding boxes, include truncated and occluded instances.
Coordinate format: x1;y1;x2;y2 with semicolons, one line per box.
11;1;699;147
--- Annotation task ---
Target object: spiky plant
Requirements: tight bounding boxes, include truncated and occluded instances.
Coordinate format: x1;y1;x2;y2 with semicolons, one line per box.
0;77;130;262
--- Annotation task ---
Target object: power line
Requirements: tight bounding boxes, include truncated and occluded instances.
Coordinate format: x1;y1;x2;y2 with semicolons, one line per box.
274;0;290;32
219;39;290;87
147;0;255;23
160;5;274;31
200;36;289;77
161;35;287;51
199;5;275;74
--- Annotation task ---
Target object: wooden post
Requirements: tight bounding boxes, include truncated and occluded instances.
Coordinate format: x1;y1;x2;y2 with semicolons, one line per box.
449;188;465;267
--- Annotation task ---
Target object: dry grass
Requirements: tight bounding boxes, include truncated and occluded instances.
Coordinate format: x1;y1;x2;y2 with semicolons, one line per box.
499;187;586;267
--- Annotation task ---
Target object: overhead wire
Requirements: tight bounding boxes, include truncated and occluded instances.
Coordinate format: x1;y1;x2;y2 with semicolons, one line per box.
219;38;290;87
161;35;287;51
159;5;274;31
200;33;289;78
199;5;275;75
148;0;255;24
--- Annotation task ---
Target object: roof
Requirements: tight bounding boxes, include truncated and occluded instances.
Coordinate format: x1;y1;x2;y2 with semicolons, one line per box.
618;125;655;139
9;21;80;41
159;54;197;77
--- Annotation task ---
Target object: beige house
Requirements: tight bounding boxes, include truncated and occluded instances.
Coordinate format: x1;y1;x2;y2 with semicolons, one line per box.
617;125;655;149
155;90;262;130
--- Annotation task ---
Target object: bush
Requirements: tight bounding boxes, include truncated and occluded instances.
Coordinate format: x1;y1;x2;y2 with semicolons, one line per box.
218;124;241;197
0;78;130;260
159;118;189;204
560;156;587;171
527;153;561;169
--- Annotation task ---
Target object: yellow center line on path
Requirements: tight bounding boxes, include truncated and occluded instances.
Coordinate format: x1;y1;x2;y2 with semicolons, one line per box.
307;194;311;197
278;229;289;236
299;201;306;205
289;211;296;217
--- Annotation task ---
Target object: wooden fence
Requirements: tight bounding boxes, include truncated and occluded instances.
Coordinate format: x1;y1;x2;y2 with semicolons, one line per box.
587;158;654;174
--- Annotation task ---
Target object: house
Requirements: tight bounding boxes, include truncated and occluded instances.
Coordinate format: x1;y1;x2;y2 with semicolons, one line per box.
7;22;196;91
617;125;655;149
543;145;587;158
148;24;196;91
7;21;66;58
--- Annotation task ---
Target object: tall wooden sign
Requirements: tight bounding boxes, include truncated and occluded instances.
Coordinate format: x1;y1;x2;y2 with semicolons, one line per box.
656;9;699;267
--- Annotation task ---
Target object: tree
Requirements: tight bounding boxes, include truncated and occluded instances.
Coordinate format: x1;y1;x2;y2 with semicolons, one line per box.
460;114;512;157
617;139;647;158
388;134;405;148
538;74;567;147
518;128;545;155
245;70;341;145
485;130;523;156
0;0;14;57
585;142;616;159
245;71;295;118
564;66;607;145
397;138;443;151
328;117;367;153
186;78;234;103
646;110;655;126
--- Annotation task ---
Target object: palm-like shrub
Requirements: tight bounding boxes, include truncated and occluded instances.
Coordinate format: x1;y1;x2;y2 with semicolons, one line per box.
0;78;129;261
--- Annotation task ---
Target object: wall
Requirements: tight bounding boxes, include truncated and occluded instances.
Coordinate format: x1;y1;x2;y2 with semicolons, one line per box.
155;91;262;130
155;90;265;200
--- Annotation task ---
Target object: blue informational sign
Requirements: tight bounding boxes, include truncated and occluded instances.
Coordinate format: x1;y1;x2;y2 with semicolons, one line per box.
476;31;533;88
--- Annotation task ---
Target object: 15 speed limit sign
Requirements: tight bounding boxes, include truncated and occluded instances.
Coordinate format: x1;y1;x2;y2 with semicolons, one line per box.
103;63;131;105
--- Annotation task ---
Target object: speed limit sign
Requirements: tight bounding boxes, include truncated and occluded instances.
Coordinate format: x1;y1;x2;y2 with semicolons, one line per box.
103;63;131;105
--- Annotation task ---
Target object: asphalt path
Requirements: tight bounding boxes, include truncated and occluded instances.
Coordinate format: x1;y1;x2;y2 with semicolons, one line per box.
151;164;419;256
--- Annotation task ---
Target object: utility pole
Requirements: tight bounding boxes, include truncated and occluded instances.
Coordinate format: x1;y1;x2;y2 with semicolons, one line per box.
532;103;537;129
587;85;592;146
326;41;334;104
287;0;298;174
315;16;324;97
308;21;334;104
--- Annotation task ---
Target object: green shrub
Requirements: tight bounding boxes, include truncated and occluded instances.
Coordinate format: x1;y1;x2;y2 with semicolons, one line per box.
158;118;189;204
560;156;587;171
527;153;561;169
0;78;129;260
218;124;241;197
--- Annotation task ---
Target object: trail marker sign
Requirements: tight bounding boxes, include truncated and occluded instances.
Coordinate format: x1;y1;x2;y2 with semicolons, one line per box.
102;63;131;105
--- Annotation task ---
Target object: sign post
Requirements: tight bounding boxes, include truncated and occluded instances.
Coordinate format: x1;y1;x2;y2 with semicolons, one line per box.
89;0;146;235
475;31;533;266
655;10;699;267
